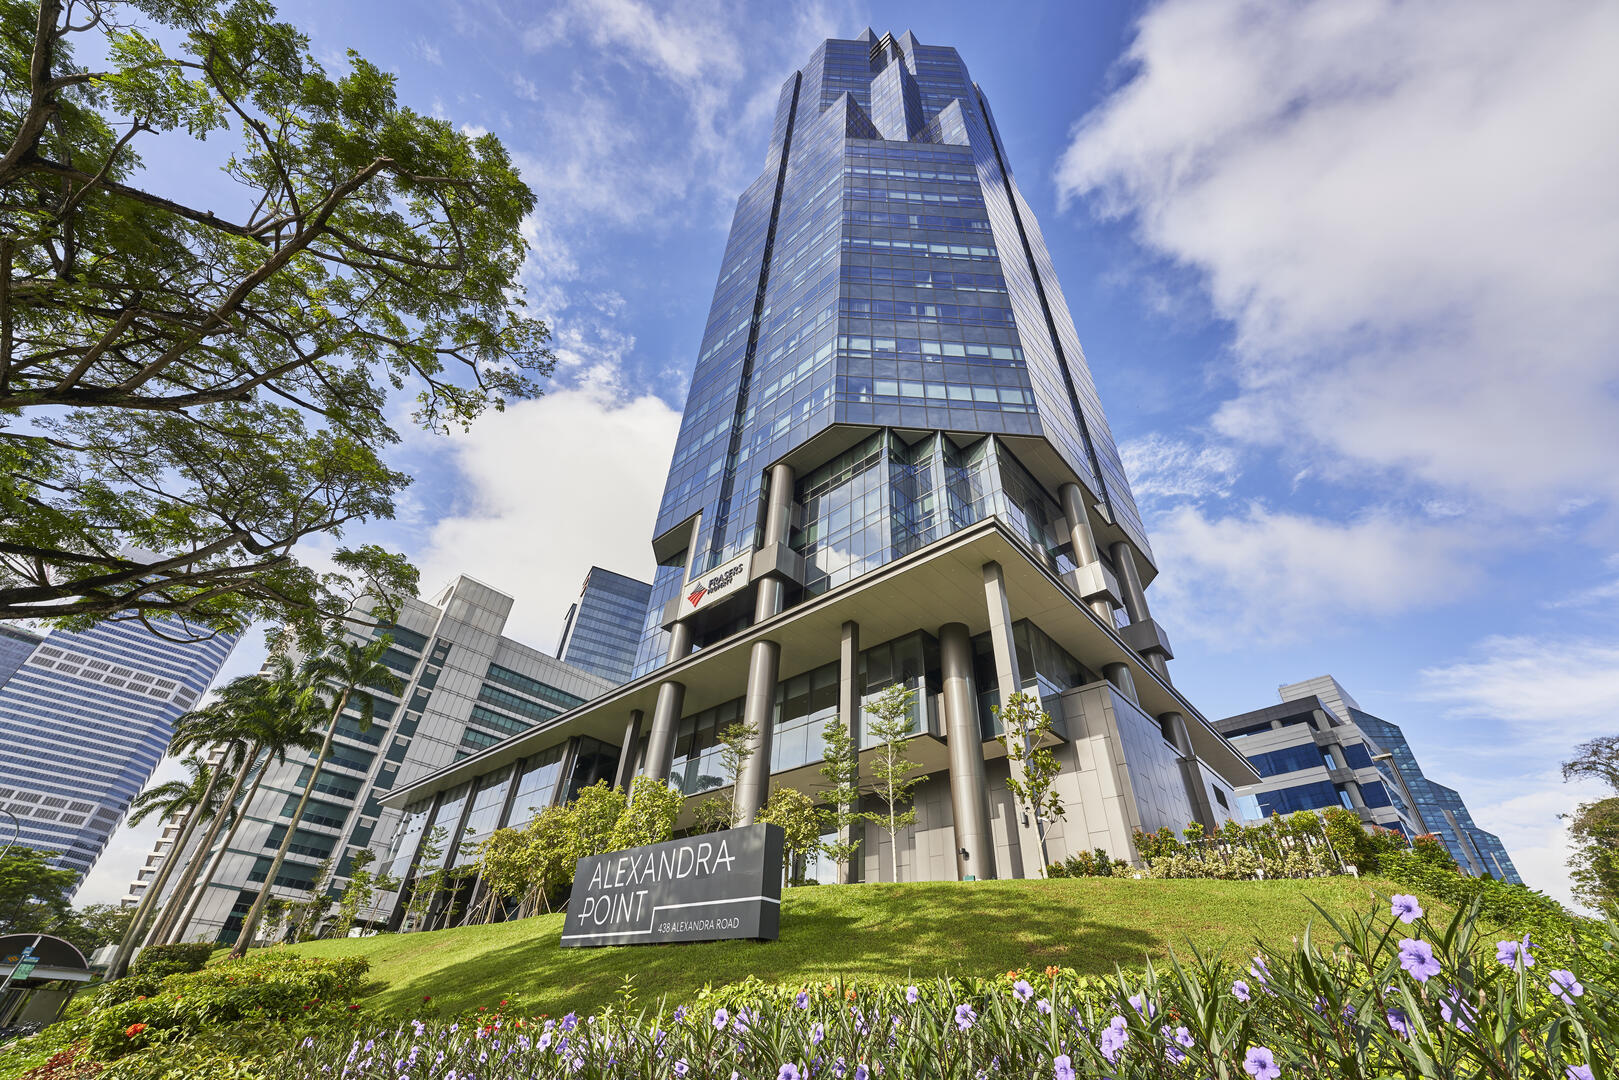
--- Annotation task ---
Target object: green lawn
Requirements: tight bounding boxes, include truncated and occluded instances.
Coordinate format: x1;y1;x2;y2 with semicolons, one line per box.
284;875;1413;1017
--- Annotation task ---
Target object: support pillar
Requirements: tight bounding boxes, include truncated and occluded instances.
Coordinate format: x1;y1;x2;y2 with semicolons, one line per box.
1110;541;1172;680
940;622;995;881
641;620;693;783
735;462;795;826
837;620;864;884
982;561;1048;878
614;710;644;793
1059;483;1120;623
1160;711;1216;829
1102;662;1138;704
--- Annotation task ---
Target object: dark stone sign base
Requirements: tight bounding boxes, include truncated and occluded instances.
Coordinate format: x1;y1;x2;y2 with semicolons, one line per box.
560;823;783;947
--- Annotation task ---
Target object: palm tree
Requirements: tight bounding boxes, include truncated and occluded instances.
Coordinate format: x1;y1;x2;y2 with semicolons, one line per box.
163;661;325;944
106;756;224;978
229;638;403;958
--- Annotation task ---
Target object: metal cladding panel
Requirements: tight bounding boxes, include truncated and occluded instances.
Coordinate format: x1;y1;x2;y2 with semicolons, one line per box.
560;823;784;947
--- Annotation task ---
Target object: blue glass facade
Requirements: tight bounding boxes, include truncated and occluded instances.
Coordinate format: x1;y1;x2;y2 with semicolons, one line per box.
636;31;1152;675
1350;709;1523;883
0;624;42;688
557;567;653;685
0;618;238;883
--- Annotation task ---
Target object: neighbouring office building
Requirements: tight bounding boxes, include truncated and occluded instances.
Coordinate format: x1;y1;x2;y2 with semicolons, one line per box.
1217;675;1521;881
0;618;238;888
147;575;612;943
557;567;654;685
370;29;1258;916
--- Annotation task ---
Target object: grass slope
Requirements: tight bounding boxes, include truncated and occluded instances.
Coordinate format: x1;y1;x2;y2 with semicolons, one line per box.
288;876;1408;1017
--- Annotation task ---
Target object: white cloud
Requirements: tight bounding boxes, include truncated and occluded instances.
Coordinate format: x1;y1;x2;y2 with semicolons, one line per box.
414;38;444;65
1145;503;1478;643
1058;0;1619;516
1415;633;1619;909
512;73;541;102
1120;433;1241;508
413;381;682;652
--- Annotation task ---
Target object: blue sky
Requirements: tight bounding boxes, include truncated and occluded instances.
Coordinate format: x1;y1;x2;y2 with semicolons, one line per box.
76;0;1619;906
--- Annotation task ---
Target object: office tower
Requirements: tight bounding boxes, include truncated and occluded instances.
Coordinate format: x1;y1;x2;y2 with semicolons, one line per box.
152;576;611;943
373;30;1258;907
1214;696;1424;838
556;567;654;684
0;625;43;688
0;618;238;887
1348;710;1522;883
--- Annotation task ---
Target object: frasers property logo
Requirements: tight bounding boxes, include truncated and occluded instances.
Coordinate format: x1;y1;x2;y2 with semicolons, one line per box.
683;552;752;613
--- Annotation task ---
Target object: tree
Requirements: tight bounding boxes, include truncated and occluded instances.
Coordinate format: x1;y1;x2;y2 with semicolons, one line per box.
230;637;401;957
402;826;448;932
0;847;77;933
0;0;554;642
692;796;733;834
717;719;759;825
608;778;681;852
1563;735;1619;913
568;781;627;861
330;849;393;937
819;714;862;882
467;827;527;926
286;856;334;942
54;903;134;955
861;685;927;883
758;786;826;886
1567;797;1619;914
995;690;1067;876
107;755;223;976
165;661;326;943
515;808;574;918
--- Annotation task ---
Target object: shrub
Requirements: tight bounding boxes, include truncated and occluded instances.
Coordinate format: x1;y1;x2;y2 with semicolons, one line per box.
127;942;213;979
80;953;369;1061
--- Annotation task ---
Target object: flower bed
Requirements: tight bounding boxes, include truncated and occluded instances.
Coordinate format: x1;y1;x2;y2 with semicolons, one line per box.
276;896;1612;1079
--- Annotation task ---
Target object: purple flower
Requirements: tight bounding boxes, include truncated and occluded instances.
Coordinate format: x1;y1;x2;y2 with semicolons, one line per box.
1497;935;1535;971
812;1022;825;1046
713;1008;729;1031
1550;969;1585;1005
561;1012;578;1032
779;1065;802;1080
1249;954;1271;985
1053;1054;1075;1080
1036;998;1052;1015
1390;894;1423;924
1013;979;1034;1003
1243;1046;1280;1080
1174;1026;1194;1049
1161;1026;1188;1065
854;1067;869;1080
674;1062;690;1077
1232;980;1252;1003
1439;992;1473;1034
673;1006;687;1023
1128;992;1156;1018
1387;1008;1411;1039
906;985;919;1004
1099;1016;1129;1064
1398;938;1441;982
1567;1067;1594;1080
796;991;810;1009
955;1003;977;1031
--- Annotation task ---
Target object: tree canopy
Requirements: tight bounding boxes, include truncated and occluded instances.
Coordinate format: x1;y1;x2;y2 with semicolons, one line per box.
0;0;551;642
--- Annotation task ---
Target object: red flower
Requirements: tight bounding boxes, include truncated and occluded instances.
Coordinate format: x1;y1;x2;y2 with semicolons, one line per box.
125;1023;148;1038
500;999;508;1007
423;995;433;1003
347;1004;361;1012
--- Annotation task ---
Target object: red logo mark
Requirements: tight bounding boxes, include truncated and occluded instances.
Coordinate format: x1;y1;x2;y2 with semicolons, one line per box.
687;585;707;607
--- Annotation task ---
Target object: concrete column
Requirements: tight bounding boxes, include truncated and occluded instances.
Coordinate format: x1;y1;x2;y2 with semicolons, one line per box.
1161;711;1216;829
982;561;1047;878
614;710;644;793
1344;780;1368;810
666;619;693;663
734;639;781;826
1102;662;1138;704
1059;483;1116;623
643;681;685;782
754;462;796;621
837;620;864;884
1110;541;1151;625
940;622;995;881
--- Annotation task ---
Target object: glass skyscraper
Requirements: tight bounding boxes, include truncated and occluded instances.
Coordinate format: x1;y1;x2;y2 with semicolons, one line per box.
0;624;42;688
1350;709;1523;883
375;31;1257;902
0;618;238;886
557;567;654;685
